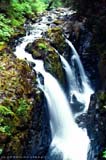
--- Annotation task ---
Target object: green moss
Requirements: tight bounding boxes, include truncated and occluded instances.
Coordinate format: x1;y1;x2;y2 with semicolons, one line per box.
26;38;55;59
0;105;15;116
0;126;12;136
16;98;32;123
26;38;65;85
98;92;106;101
38;42;48;50
47;27;66;54
0;53;37;156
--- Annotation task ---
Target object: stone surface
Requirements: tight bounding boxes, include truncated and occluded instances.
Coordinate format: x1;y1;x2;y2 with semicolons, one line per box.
87;92;106;160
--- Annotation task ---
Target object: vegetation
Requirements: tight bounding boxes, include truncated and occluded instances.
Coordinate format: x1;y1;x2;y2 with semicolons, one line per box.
0;53;36;155
103;150;106;159
0;0;62;43
2;0;106;158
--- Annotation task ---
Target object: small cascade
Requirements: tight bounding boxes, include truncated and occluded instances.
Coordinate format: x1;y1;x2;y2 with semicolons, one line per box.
35;61;89;160
66;39;88;83
60;55;78;92
65;39;94;111
13;9;94;160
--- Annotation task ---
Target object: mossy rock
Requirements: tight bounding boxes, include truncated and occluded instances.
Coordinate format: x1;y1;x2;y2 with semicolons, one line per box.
46;27;67;54
97;91;106;110
3;131;28;157
25;38;55;59
26;38;65;86
0;53;38;156
44;51;65;86
53;19;64;25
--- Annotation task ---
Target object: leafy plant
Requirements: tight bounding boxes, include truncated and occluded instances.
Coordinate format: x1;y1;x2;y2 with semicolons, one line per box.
103;150;106;158
30;0;47;13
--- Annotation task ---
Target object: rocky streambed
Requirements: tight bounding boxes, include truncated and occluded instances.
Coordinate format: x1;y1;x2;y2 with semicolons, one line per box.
0;7;106;160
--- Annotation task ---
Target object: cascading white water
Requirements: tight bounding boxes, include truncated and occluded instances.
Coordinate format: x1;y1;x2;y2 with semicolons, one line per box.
60;55;78;91
35;60;89;160
64;39;94;111
66;39;88;83
13;9;92;160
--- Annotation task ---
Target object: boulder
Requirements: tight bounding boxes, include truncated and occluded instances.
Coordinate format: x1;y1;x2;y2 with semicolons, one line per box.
25;38;66;86
46;27;67;55
87;91;106;159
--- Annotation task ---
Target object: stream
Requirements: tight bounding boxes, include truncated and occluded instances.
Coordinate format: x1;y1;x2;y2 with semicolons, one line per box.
14;8;94;160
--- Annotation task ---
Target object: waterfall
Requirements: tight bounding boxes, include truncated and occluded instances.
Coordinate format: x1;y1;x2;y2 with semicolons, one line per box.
63;39;94;111
35;61;89;160
13;9;93;160
66;39;88;83
60;55;78;92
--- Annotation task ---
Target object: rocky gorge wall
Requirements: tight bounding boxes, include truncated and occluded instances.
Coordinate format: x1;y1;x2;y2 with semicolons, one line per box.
0;5;106;159
64;1;106;159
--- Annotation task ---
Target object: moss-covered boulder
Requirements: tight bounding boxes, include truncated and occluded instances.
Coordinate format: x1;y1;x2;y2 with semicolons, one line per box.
0;53;36;156
25;38;52;59
25;38;65;86
46;27;67;54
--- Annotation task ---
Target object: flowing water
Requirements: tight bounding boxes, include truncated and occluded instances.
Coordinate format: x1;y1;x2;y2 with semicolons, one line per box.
35;60;89;160
64;39;93;112
14;8;93;160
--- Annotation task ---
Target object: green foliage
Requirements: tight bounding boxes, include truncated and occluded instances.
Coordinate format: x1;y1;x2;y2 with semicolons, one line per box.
30;0;47;12
53;0;62;8
11;1;33;16
16;98;30;117
0;126;11;135
0;14;14;41
0;0;48;42
0;105;15;135
103;150;106;158
0;105;15;116
0;0;63;42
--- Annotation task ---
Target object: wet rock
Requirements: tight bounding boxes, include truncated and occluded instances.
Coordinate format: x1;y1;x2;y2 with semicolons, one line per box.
87;91;106;159
53;19;64;25
38;73;44;85
28;61;36;68
9;27;26;49
25;38;66;86
98;52;106;90
25;38;53;59
71;94;85;113
23;90;51;158
75;113;87;128
47;16;53;22
46;27;67;54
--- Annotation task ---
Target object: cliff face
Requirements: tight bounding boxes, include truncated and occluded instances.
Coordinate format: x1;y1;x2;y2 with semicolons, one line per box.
87;92;106;160
67;1;106;159
60;1;106;159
